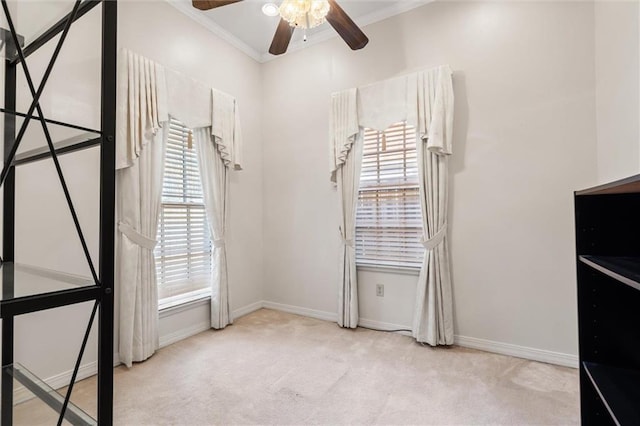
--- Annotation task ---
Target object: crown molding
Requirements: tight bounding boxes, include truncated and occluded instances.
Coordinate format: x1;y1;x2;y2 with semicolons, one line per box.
165;0;263;63
165;0;432;64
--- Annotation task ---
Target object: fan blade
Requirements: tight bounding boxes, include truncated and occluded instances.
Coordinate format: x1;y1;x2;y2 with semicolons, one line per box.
269;18;295;55
326;0;369;50
192;0;242;11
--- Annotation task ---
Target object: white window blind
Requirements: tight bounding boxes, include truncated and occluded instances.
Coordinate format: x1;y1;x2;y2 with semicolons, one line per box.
155;118;213;302
356;121;423;269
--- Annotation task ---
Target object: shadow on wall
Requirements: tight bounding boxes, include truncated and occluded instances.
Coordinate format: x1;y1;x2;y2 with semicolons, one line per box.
448;70;469;335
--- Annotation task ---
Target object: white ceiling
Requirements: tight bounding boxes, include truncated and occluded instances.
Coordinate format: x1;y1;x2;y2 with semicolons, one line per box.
167;0;429;62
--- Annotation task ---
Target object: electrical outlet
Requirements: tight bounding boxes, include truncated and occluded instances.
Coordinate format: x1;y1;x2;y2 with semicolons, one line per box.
376;284;384;297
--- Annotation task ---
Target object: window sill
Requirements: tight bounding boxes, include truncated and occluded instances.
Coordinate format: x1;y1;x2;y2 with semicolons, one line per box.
357;264;421;276
159;290;211;318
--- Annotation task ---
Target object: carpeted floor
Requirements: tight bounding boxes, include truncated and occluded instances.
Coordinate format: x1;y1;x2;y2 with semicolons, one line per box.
14;309;579;425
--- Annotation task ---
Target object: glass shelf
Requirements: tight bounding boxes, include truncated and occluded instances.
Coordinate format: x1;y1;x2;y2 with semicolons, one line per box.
583;362;640;425
0;262;98;318
579;256;640;292
1;109;101;165
2;362;96;425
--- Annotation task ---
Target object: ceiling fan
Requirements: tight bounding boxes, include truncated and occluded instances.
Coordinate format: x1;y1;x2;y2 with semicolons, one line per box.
192;0;369;55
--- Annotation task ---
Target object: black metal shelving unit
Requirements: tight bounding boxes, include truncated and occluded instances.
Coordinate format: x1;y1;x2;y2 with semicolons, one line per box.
575;175;640;426
0;0;116;424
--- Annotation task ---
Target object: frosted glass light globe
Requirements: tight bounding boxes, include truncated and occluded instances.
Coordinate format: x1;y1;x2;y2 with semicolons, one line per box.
279;0;330;29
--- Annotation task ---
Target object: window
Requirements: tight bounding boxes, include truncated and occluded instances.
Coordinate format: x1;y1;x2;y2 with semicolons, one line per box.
355;121;423;269
155;118;213;305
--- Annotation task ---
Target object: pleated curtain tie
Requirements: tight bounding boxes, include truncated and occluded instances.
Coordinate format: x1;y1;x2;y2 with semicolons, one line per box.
342;239;355;247
420;223;447;250
118;221;157;250
213;238;226;248
338;226;354;247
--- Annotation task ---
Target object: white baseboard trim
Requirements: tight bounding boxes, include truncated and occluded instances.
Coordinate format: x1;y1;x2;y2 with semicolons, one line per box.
158;300;263;348
454;335;578;368
358;317;413;337
260;301;578;369
14;361;96;404
159;321;211;348
16;300;575;403
232;300;263;320
14;353;121;404
262;300;337;322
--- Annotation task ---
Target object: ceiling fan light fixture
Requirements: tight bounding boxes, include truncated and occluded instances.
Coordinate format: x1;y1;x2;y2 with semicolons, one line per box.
279;0;330;29
262;2;280;17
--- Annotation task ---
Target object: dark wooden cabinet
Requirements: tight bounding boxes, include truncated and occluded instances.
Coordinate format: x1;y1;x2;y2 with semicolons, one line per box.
575;175;640;425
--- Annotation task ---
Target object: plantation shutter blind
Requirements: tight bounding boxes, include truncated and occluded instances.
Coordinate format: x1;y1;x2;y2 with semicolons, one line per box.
155;118;213;301
356;121;423;269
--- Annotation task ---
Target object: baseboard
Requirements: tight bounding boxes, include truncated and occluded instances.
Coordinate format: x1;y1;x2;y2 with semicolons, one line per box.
262;300;337;322
357;317;413;337
14;353;121;404
454;335;578;368
15;300;574;404
14;362;96;404
232;300;263;320
261;301;578;368
159;300;263;348
159;321;211;348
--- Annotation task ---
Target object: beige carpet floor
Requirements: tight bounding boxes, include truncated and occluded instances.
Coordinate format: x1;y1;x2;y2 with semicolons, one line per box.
14;309;579;425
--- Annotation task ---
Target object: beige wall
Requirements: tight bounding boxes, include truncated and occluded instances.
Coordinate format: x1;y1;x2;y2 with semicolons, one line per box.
6;0;636;385
4;0;264;382
594;1;640;183
261;1;599;357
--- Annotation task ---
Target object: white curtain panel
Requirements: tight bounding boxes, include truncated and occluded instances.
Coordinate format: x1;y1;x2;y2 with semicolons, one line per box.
194;128;232;329
116;49;169;367
330;89;362;328
336;136;363;328
412;66;455;345
116;131;166;367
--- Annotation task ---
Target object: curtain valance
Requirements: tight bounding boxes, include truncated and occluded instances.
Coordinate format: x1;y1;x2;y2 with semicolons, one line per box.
211;89;243;171
329;88;358;183
116;49;243;171
409;65;454;155
165;68;211;129
116;49;169;170
328;65;454;182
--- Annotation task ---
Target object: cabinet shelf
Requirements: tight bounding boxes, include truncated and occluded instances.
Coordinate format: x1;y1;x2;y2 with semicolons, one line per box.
583;362;640;426
579;256;640;292
2;363;95;425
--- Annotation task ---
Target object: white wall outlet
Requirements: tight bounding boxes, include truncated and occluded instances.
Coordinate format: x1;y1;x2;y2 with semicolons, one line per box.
376;284;384;297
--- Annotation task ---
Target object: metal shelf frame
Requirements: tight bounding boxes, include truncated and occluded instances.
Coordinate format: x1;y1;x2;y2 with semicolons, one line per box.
0;0;116;424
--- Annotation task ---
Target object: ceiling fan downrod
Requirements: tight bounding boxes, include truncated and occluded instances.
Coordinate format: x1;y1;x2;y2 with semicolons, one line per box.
304;12;310;42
